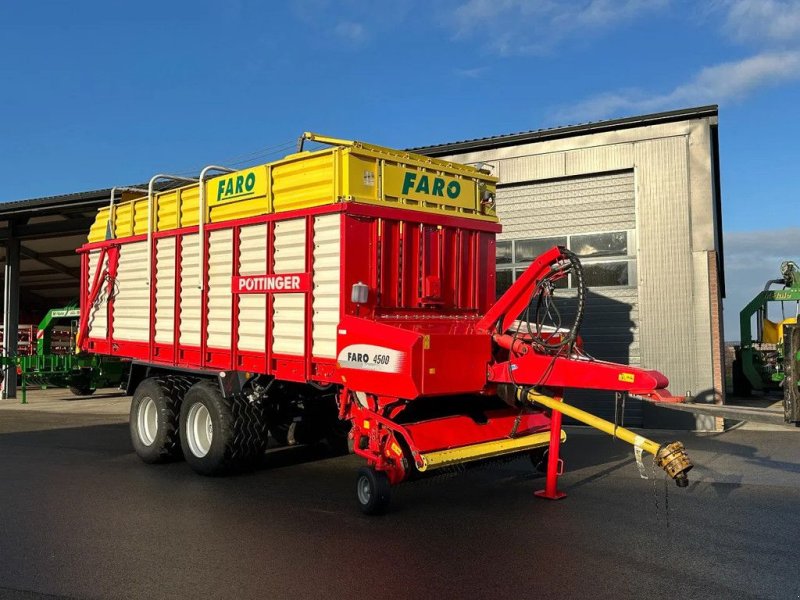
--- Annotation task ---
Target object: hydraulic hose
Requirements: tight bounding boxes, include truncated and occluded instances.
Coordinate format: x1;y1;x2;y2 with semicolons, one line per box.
524;247;586;352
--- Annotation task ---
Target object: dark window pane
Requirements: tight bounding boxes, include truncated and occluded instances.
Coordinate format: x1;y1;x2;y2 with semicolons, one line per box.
582;261;629;287
496;241;512;264
571;231;627;257
515;237;567;263
496;269;513;297
515;268;568;288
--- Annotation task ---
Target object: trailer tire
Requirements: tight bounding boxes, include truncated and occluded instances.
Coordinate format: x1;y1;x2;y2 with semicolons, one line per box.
356;467;391;515
230;390;268;467
180;380;266;476
69;386;96;397
129;377;183;463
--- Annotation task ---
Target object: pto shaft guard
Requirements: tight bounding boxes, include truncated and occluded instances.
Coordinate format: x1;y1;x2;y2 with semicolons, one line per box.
523;390;693;487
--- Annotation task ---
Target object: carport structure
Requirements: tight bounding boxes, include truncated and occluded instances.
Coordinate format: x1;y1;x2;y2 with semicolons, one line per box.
0;189;113;398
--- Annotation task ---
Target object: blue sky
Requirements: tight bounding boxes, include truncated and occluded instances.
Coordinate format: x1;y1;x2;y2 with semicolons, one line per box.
1;0;799;339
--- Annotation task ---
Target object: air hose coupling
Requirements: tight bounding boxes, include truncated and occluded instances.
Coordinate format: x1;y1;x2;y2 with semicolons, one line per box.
656;441;693;487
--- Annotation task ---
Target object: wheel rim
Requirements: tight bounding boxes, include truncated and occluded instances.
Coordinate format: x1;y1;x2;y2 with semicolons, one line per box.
357;474;372;506
186;402;213;458
137;397;158;446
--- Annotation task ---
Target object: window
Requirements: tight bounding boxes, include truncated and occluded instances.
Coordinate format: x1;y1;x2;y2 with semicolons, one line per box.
515;237;566;263
571;232;627;258
582;261;629;287
496;241;512;264
496;230;635;290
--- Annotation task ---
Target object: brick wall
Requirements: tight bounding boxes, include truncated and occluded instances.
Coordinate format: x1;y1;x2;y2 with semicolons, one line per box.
708;250;725;431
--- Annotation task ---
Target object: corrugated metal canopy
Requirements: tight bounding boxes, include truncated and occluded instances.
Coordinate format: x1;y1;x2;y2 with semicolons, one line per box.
0;187;135;318
0;187;116;218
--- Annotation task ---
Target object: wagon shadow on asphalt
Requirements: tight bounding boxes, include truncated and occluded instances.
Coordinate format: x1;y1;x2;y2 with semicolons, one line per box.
0;420;348;471
3;416;792;516
0;417;658;517
58;390;127;401
0;422;133;454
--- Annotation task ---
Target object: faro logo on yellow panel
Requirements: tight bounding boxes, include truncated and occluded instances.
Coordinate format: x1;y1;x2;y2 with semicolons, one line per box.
216;171;258;202
401;171;461;199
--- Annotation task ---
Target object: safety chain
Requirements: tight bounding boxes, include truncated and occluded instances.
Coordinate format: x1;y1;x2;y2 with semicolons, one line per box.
651;457;670;529
85;273;116;335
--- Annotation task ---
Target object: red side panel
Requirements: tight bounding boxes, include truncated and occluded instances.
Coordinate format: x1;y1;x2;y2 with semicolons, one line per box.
77;204;500;390
335;315;423;399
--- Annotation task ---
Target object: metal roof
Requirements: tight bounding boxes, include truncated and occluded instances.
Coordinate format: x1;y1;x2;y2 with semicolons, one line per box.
0;183;177;218
0;187;114;218
411;105;719;156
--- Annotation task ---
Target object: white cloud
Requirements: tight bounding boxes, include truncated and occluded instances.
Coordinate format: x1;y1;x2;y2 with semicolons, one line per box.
291;0;412;45
723;228;800;341
454;66;488;78
450;0;669;55
722;0;800;43
553;50;800;122
334;21;366;44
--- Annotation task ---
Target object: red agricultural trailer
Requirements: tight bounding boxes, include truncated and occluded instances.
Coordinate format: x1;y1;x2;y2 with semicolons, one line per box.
78;133;691;514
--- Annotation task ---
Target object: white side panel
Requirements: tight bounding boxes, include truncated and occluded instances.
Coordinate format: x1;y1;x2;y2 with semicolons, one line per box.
272;218;306;356
206;229;233;349
311;214;340;358
180;234;201;347
112;240;149;342
154;237;176;345
85;250;107;339
237;224;267;352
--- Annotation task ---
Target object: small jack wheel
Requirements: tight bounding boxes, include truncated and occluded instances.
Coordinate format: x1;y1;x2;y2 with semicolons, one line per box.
356;467;391;515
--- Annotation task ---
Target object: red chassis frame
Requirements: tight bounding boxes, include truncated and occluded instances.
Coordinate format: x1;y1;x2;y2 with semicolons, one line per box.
337;246;683;493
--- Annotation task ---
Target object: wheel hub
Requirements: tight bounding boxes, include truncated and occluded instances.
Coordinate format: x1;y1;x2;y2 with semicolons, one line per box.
137;396;158;446
357;475;371;505
186;403;213;458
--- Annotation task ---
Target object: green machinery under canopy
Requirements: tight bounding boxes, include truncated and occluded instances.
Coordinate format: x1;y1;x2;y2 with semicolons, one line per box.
2;304;126;404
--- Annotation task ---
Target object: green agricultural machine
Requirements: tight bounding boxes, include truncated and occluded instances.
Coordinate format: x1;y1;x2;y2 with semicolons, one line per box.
733;261;800;396
2;305;126;403
643;262;799;428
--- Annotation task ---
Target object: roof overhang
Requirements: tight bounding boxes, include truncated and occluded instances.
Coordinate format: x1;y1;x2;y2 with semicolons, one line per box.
411;105;719;157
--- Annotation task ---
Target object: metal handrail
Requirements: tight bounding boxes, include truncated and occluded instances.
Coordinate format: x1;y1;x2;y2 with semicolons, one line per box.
146;175;198;285
106;186;148;240
197;166;235;290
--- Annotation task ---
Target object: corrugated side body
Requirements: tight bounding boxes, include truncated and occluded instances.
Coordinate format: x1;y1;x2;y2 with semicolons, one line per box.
79;203;499;393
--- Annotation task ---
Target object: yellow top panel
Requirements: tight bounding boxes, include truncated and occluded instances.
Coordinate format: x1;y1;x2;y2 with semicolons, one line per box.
87;134;498;243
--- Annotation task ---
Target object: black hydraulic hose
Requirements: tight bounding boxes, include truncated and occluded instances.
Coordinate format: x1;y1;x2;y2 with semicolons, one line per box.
526;247;586;352
764;278;786;292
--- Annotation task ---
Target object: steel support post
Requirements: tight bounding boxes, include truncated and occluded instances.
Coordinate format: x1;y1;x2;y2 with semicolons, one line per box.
2;230;20;399
535;403;566;500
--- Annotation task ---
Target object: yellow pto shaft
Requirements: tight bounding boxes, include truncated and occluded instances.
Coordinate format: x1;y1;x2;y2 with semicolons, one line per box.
524;390;693;487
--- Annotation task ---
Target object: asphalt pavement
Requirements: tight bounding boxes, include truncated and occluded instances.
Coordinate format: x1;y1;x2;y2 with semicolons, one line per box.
0;391;799;600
